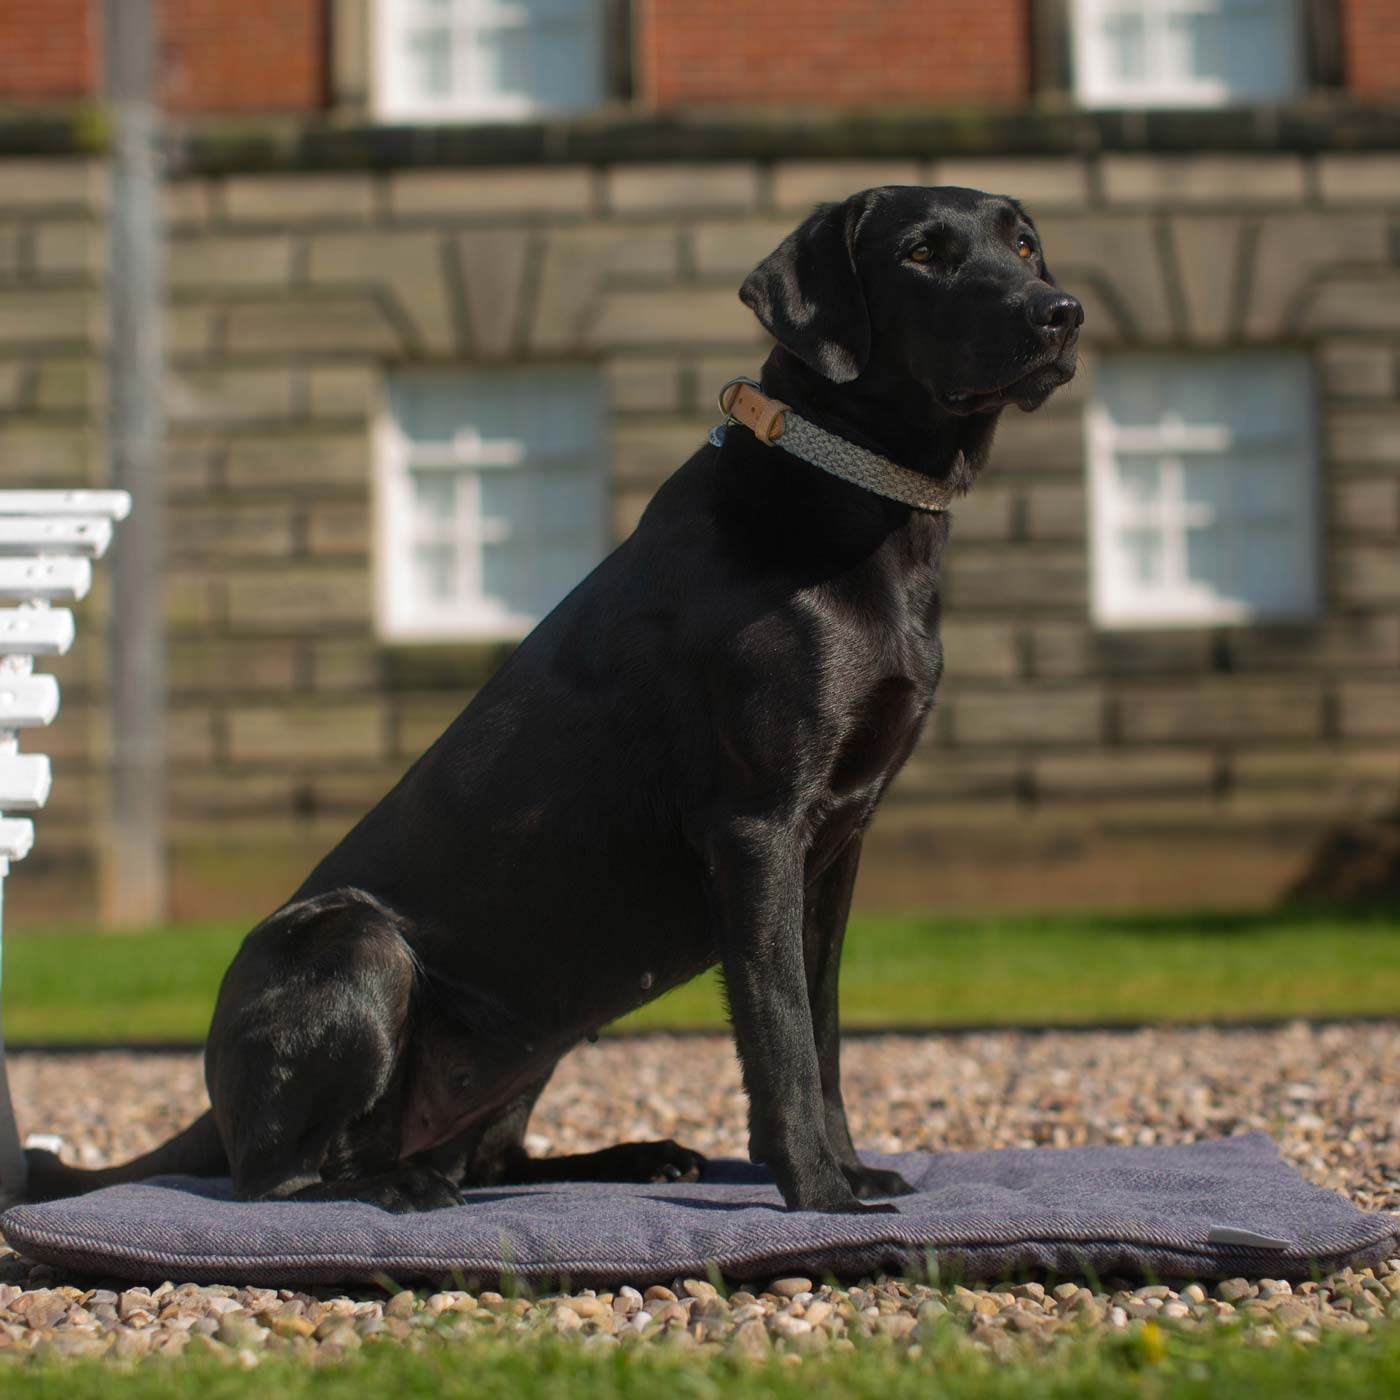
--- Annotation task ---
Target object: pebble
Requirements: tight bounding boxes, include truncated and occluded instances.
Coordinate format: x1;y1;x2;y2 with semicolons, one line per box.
0;1028;1393;1362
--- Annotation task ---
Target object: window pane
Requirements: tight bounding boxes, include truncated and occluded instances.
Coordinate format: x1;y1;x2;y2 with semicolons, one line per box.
534;467;602;535
1182;459;1229;520
1120;527;1165;587
1184;525;1228;595
1104;9;1148;83
480;541;527;610
478;471;526;533
1118;456;1163;509
405;25;455;97
416;543;458;603
411;470;457;525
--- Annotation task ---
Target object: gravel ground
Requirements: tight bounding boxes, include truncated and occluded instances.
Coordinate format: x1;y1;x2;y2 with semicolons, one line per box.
0;1022;1394;1363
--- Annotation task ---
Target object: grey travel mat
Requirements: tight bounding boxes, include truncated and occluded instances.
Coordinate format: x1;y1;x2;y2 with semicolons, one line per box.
3;1134;1396;1287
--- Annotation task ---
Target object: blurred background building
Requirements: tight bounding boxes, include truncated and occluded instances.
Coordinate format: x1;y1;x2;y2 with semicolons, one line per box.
0;0;1397;922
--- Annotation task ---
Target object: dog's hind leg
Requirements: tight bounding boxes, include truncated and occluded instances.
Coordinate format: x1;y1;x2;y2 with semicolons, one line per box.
206;888;461;1213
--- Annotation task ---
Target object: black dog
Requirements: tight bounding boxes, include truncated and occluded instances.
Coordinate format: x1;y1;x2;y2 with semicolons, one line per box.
29;186;1080;1215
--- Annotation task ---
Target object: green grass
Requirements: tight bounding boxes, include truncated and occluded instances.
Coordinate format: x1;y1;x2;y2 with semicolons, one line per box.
3;1321;1400;1400
2;909;1398;1044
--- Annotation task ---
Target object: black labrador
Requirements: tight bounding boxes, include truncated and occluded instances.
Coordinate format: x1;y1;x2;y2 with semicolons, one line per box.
28;186;1080;1215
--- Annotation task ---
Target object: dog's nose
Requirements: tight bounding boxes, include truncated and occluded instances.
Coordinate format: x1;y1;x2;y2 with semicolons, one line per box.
1028;291;1084;340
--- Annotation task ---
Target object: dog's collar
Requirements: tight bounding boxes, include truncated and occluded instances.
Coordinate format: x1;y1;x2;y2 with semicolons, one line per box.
711;378;953;513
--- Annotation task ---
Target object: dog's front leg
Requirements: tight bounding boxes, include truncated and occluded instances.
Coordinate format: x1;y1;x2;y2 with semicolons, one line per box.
702;821;894;1214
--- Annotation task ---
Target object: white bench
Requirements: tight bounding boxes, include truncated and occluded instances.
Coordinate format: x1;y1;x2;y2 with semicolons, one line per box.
0;489;131;1199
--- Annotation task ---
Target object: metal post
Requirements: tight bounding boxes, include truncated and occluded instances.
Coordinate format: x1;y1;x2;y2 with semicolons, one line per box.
103;0;168;926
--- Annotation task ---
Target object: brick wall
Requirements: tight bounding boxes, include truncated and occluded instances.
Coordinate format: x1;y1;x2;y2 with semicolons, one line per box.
3;147;1400;920
1344;0;1400;96
0;0;325;113
638;0;1028;106
0;0;97;102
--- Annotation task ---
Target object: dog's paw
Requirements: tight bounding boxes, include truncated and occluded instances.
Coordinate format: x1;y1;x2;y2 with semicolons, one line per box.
618;1139;707;1184
370;1168;466;1214
842;1164;917;1200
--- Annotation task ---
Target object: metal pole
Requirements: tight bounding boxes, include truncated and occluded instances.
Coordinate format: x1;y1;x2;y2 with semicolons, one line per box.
103;0;168;926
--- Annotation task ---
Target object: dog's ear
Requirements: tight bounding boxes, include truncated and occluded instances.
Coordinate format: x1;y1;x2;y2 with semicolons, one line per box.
739;196;871;384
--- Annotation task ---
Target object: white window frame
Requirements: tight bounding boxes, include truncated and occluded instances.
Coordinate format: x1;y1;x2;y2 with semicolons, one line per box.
1087;352;1320;630
1071;0;1304;108
374;0;606;122
374;366;609;643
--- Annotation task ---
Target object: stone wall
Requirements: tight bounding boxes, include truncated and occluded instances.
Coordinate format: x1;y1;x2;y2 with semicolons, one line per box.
1;144;1397;921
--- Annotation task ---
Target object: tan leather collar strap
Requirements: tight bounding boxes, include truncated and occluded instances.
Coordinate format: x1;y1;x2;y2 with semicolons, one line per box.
714;377;954;514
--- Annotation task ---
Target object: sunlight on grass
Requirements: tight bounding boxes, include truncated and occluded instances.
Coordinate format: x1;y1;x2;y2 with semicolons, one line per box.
1;910;1397;1043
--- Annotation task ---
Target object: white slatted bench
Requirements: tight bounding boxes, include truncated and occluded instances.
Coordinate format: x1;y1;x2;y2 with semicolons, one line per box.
0;490;131;1200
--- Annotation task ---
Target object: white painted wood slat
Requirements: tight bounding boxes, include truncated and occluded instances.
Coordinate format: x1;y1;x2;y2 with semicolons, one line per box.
0;675;60;728
0;756;51;810
0;609;74;656
0;490;131;521
0;558;91;602
0;819;34;862
0;518;113;559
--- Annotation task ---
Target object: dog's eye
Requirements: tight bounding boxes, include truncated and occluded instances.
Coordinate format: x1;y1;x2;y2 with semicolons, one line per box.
1016;235;1036;259
909;244;933;264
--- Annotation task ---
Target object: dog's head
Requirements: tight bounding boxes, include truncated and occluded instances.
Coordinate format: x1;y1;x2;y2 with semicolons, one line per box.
740;185;1081;416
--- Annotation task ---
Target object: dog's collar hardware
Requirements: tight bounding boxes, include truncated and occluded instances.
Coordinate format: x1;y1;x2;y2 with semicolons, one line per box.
714;377;954;513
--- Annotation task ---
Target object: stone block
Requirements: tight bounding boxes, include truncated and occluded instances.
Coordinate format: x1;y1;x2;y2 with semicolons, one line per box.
1229;744;1400;788
1302;274;1400;334
611;419;712;482
169;501;299;559
1033;748;1214;797
949;687;1103;745
225;431;370;490
0;290;95;346
529;225;683;353
394;695;470;757
225;568;370;631
165;303;216;356
306;501;370;556
1317;341;1395;399
938;620;1019;680
1327;409;1400;465
605;357;684;415
691;219;798;278
167;707;217;764
389;167;593;219
168;234;295;289
1169;216;1244;343
594;288;760;350
892;749;1022;800
307;366;378;419
1317;155;1400;204
1338;682;1400;738
0;424;98;481
227;702;385;762
1023;483;1085;539
454;228;531;357
933;159;1090;209
35;359;101;412
308;230;457;352
170;770;300;820
163;180;214;228
222;173;376;225
1244;215;1386;338
1101;155;1305;206
167;366;295;424
1332;478;1400;537
1227;614;1400;671
770;161;923;211
1331;543;1400;603
225;297;403;355
1029;624;1212;679
611;487;651;541
163;569;223;630
0;361;24;409
949;485;1014;541
606;164;759;215
34;221;104;278
943;549;1087;610
309;639;384;691
988;405;1085;473
310;767;409;814
168;639;300;695
0;159;104;210
1115;682;1323;742
1029;215;1165;341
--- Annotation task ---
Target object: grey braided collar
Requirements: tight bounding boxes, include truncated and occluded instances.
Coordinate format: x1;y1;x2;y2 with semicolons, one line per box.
711;377;954;513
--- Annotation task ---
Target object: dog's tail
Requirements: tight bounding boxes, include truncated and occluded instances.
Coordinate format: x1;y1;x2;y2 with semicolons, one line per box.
21;1109;227;1202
